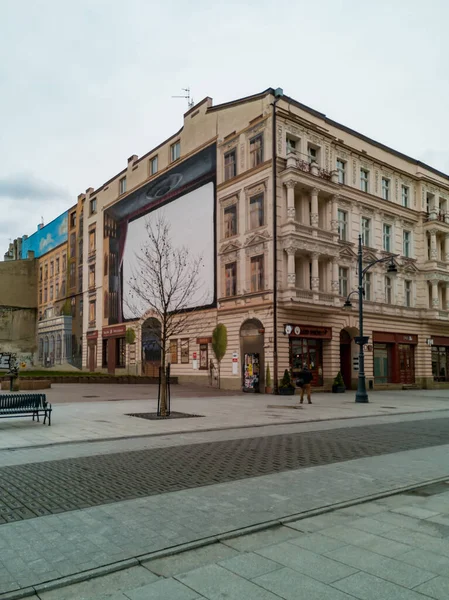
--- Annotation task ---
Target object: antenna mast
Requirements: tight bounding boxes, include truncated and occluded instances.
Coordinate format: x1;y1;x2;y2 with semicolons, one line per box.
172;87;194;109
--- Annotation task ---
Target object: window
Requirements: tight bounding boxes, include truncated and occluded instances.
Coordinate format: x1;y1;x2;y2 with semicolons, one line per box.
89;299;96;325
88;264;95;289
150;156;158;175
39;266;43;281
55;258;60;274
385;276;392;304
339;267;348;297
337;209;348;241
224;205;237;238
249;194;264;229
119;176;127;195
405;280;412;307
50;285;53;301
116;338;126;368
401;185;409;208
89;229;96;253
286;136;297;155
225;262;237;297
224;149;237;181
70;212;76;228
363;272;372;301
62;254;67;271
71;297;76;317
336;159;346;184
360;168;369;192
170;339;178;364
44;287;48;303
250;255;264;292
39;288;42;304
199;343;208;370
44;264;48;279
382;177;390;200
69;262;76;289
89;197;97;215
383;223;392;252
61;279;66;297
78;264;82;291
50;261;54;277
249;134;263;168
308;145;318;164
403;230;411;257
79;239;83;264
181;339;189;363
55;281;59;298
170;141;181;162
361;217;371;247
70;232;76;258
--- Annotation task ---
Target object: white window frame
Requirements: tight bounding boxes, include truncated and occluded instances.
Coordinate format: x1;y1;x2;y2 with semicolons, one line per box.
382;177;390;201
119;176;127;195
286;135;298;156
150;155;158;175
337;209;348;241
401;185;409;208
403;230;411;258
404;279;412;307
382;223;392;252
385;275;392;304
361;216;371;247
339;266;349;297
360;168;369;193
170;141;181;162
363;272;372;301
336;159;346;184
308;144;319;165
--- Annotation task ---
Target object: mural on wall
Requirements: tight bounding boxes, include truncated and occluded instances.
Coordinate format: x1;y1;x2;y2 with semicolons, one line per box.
21;211;68;259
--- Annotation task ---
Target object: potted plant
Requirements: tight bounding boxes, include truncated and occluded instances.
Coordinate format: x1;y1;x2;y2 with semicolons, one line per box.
265;364;272;394
332;371;346;393
279;369;295;395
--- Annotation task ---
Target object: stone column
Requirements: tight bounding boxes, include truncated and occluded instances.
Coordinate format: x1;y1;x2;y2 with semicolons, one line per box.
331;258;339;293
311;252;319;291
429;195;438;220
444;233;449;262
285;181;296;221
310;188;319;234
432;280;439;308
446;282;449;310
286;248;296;288
331;195;339;233
430;230;438;260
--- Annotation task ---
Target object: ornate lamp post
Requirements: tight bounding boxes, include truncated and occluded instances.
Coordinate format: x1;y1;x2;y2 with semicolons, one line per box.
344;234;398;403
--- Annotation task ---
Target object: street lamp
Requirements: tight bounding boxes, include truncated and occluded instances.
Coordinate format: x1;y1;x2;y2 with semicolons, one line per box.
344;234;398;403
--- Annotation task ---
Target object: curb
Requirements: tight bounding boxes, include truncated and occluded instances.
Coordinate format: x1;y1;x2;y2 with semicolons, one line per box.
4;473;449;600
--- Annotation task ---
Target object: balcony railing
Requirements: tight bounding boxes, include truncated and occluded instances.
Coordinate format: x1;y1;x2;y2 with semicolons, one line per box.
426;211;449;223
285;151;333;181
282;221;337;243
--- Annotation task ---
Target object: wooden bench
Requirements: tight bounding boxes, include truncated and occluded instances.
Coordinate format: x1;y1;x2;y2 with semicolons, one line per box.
0;394;52;426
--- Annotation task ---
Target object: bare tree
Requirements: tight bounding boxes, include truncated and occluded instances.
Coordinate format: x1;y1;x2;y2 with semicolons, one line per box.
127;214;205;416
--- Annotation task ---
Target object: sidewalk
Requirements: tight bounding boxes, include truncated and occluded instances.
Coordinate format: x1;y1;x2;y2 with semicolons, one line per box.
0;385;448;449
1;435;449;598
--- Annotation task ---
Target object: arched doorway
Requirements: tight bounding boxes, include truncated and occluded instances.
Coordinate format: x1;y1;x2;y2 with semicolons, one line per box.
340;327;358;389
142;317;162;377
240;319;264;392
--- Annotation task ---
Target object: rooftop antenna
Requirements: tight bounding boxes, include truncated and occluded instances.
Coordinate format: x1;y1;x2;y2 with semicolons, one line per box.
172;87;194;109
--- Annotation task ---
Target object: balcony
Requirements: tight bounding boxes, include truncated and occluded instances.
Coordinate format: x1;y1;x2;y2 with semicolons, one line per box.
283;221;335;242
279;287;338;307
281;151;339;185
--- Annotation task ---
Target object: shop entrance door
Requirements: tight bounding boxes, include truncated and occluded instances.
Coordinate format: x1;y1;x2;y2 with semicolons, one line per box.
398;344;415;384
291;338;323;386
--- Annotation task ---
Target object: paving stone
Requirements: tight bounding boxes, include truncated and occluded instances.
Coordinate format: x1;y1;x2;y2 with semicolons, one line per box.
221;526;300;552
332;571;432;600
320;525;411;556
350;516;401;535
326;544;435;588
392;506;441;519
218;552;282;579
143;543;240;577
398;548;449;577
175;563;281;599
381;527;449;557
288;532;348;554
414;576;449;599
253;566;357;600
256;541;357;584
126;578;201;600
285;512;354;533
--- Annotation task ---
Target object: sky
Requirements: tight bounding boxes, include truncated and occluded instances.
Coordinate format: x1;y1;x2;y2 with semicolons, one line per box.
1;0;448;255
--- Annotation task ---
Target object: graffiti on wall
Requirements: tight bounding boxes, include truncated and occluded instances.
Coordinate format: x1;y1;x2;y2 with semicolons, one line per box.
21;211;68;259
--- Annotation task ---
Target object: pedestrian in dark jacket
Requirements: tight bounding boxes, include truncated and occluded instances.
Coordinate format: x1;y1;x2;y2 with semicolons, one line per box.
298;364;313;404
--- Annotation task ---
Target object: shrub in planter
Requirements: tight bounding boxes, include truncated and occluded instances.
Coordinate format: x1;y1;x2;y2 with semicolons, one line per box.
332;371;346;393
265;364;272;394
279;369;295;395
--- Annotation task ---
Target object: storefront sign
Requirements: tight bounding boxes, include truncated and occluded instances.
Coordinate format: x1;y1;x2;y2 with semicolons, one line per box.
232;352;238;375
373;332;418;344
432;336;449;346
284;324;332;340
196;337;212;344
86;330;98;340
102;325;126;338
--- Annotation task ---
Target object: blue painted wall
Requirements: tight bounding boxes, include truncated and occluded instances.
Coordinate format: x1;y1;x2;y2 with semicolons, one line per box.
21;211;68;259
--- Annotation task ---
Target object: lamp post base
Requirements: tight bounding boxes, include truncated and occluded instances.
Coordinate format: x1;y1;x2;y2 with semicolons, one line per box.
355;375;369;403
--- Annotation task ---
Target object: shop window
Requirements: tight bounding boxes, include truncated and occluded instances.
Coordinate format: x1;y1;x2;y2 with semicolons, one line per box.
181;339;189;363
374;343;391;383
116;337;126;368
199;343;208;370
224;205;237;238
432;346;449;381
170;339;178;363
249;134;263;168
290;338;323;386
225;262;237;297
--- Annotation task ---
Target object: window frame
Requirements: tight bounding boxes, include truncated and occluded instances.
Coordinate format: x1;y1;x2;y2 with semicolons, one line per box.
337;209;348;241
249;134;264;168
170;141;181;162
181;339;189;364
403;230;411;257
224;204;238;238
224;148;237;181
401;185;409;208
361;216;371;247
119;176;127;195
360;168;369;193
338;266;348;297
225;261;237;297
336;159;346;185
249;193;264;229
89;197;97;215
88;299;96;326
170;339;178;364
385;275;392;304
363;272;372;301
150;155;158;176
405;279;412;307
250;255;264;293
381;177;390;201
382;223;392;252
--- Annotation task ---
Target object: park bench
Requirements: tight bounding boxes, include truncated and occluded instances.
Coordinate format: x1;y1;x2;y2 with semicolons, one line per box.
0;393;52;426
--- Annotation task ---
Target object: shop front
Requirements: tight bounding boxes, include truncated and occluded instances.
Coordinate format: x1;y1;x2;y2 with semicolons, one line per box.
285;324;332;387
373;331;417;385
102;324;126;374
431;336;449;382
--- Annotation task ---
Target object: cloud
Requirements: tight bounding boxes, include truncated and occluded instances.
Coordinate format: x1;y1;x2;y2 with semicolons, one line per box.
0;173;71;201
58;214;68;237
39;233;54;253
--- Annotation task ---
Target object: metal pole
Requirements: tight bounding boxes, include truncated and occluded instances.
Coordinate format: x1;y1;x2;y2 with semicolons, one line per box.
355;234;368;402
272;93;279;394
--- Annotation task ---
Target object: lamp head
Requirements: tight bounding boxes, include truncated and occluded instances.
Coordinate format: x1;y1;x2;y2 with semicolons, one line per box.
343;299;353;310
387;261;398;274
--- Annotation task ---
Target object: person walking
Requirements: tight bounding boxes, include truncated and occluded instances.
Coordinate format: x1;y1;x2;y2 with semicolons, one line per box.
298;364;313;404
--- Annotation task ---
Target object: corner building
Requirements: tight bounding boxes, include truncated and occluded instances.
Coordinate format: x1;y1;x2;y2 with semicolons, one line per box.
80;88;449;390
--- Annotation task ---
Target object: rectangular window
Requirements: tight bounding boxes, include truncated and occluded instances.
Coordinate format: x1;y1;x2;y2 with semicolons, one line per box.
44;287;48;302
39;288;42;304
249;134;263;168
70;232;76;258
224;205;237;238
89;229;96;253
89;299;96;325
405;280;412;307
78;239;83;264
89;197;97;215
50;285;53;301
150;156;158;175
116;338;125;368
88;264;95;289
286;136;298;155
382;177;390;200
383;223;392;252
119;176;127;195
69;262;76;289
308;145;318;164
170;141;181;162
170;339;178;364
50;261;54;277
403;230;411;257
364;272;372;301
70;212;76;228
225;262;237;297
55;258;60;274
62;254;67;271
401;185;409;208
361;217;371;247
339;267;348;297
250;255;264;292
78;265;83;292
249;194;264;229
224;149;237;181
336;159;346;184
181;339;189;363
39;266;43;281
44;264;48;279
56;281;59;298
61;279;66;297
199;343;208;370
337;209;348;241
360;168;369;192
385;276;392;304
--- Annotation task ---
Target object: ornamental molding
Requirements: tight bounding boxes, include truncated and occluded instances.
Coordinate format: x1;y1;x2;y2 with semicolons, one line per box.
219;193;239;208
245;121;266;139
220;251;240;264
281;238;339;257
219;240;241;255
244;178;268;197
245;242;267;257
245;229;271;247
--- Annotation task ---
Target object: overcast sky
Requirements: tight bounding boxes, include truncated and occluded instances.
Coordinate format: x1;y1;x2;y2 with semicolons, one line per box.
1;0;448;255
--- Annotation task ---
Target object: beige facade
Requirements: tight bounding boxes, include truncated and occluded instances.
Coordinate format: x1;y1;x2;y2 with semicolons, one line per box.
76;88;449;390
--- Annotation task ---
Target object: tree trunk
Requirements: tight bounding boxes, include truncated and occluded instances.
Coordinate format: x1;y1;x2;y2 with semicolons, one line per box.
160;347;167;417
